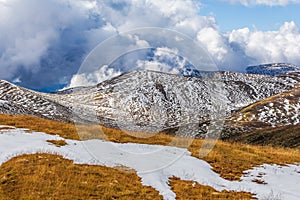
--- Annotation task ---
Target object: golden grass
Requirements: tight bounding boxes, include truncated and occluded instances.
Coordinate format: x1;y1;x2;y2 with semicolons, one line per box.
1;114;300;181
189;140;300;180
170;177;254;200
0;114;79;140
0;114;300;199
0;154;255;200
0;154;162;200
77;124;175;145
46;140;67;147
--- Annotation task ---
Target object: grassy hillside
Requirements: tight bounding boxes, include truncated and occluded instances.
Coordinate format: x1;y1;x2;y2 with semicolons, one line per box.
0;114;300;199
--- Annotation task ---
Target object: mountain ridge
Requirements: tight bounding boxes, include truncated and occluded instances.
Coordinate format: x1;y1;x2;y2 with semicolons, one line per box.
246;63;300;76
1;65;300;147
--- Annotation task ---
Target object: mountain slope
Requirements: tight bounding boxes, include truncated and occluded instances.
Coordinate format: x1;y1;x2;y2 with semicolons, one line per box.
46;70;300;133
226;87;300;147
233;87;300;127
0;80;74;122
1;69;300;146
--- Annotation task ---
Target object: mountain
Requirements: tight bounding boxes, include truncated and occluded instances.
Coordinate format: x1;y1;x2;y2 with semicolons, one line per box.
224;86;300;147
0;80;79;123
232;87;300;127
1;68;300;147
246;63;300;76
37;70;299;133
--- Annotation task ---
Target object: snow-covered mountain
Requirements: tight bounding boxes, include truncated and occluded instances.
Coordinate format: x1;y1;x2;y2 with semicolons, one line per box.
233;87;300;127
36;70;299;133
1;68;300;141
246;63;300;76
0;80;74;122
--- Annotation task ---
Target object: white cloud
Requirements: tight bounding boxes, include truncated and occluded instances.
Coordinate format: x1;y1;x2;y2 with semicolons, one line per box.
0;0;300;89
68;65;121;88
229;21;300;65
0;0;99;85
197;27;228;61
221;0;300;6
136;47;183;74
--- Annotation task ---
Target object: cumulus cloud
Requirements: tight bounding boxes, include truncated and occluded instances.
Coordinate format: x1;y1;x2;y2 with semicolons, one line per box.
228;21;300;66
68;65;122;87
221;0;300;6
0;0;299;90
0;0;104;89
135;48;185;74
69;47;187;88
0;0;211;90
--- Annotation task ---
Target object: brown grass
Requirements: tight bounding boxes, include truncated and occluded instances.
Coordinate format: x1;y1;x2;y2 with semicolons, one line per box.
0;114;79;140
46;140;67;147
0;114;300;199
170;177;255;200
190;139;300;180
0;154;162;200
1;114;300;181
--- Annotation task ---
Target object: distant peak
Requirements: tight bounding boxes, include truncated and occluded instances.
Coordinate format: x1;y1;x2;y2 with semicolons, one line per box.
246;63;300;76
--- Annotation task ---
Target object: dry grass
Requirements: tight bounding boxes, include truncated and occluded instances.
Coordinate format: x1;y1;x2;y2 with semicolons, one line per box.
0;154;162;200
1;114;300;181
77;124;176;146
0;114;174;144
170;177;255;200
228;124;300;148
0;114;79;140
0;114;300;199
189;139;300;180
46;140;67;147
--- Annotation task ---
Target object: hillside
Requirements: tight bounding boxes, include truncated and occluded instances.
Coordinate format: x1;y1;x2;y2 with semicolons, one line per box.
0;115;299;199
44;70;300;133
0;80;73;122
226;87;300;147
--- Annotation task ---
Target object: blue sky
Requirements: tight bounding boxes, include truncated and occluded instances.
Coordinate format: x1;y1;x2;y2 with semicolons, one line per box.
201;0;300;31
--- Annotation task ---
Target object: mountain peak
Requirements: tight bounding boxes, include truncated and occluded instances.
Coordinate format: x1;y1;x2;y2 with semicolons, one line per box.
246;63;300;76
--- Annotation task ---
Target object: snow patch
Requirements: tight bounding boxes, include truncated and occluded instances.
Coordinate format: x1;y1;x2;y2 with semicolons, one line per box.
0;127;299;200
0;100;8;105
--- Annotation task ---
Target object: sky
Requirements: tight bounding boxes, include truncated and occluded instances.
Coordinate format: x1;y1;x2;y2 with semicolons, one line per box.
0;0;299;92
201;0;300;31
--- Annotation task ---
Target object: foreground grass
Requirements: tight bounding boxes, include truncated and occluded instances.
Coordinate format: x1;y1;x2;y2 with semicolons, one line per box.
170;177;254;200
0;154;162;200
0;114;299;198
1;114;299;180
0;154;254;200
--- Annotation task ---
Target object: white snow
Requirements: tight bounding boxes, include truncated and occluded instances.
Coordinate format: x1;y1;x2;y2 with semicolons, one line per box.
0;127;299;200
241;164;300;200
0;100;8;105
